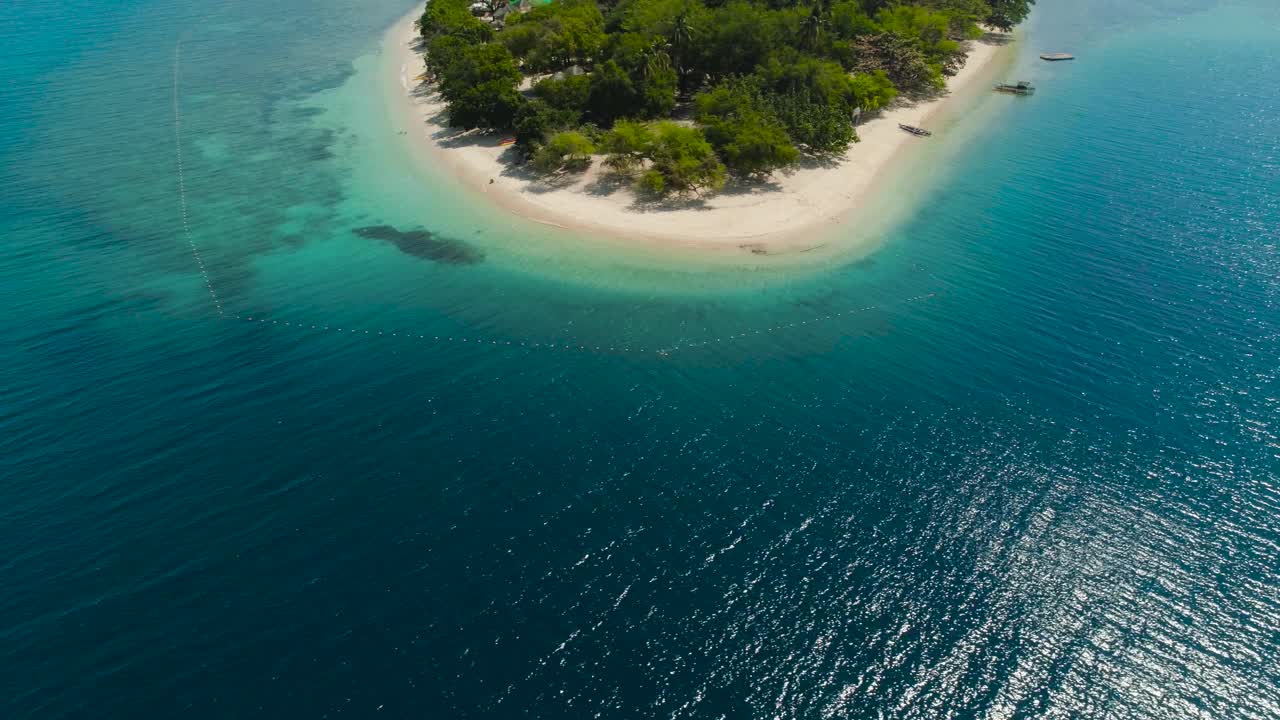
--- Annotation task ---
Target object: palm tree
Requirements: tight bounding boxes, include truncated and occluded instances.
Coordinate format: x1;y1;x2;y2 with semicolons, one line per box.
800;8;827;51
670;11;695;90
642;44;673;82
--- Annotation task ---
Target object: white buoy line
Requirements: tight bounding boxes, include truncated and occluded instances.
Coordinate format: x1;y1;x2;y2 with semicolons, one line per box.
172;42;935;356
173;42;223;318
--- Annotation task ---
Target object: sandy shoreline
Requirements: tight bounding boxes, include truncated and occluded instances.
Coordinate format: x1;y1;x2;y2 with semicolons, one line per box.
386;9;1011;252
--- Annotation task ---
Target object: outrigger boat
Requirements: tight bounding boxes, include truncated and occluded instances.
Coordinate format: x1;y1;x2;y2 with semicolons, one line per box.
994;80;1035;95
898;124;932;137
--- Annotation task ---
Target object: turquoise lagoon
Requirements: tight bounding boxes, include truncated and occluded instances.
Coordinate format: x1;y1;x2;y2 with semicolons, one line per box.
2;0;1278;717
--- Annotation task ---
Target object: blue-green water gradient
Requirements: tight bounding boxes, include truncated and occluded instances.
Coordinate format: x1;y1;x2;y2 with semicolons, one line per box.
2;0;1278;717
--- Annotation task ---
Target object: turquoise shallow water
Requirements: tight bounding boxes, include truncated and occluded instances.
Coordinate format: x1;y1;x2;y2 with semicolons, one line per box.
3;0;1280;717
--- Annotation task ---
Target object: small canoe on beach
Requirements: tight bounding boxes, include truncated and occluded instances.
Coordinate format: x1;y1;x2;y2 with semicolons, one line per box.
899;124;932;137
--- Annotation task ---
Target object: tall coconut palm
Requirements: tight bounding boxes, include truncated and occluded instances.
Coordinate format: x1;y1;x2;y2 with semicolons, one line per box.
800;8;827;51
670;11;695;91
642;44;673;82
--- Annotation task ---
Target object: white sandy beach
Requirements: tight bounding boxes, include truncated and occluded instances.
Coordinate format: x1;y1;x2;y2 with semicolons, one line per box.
387;10;1011;251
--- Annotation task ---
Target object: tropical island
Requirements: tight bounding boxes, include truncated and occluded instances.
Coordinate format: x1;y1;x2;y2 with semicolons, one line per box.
392;0;1033;249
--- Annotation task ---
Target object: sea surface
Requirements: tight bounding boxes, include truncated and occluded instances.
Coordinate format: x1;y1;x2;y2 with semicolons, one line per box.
3;0;1279;717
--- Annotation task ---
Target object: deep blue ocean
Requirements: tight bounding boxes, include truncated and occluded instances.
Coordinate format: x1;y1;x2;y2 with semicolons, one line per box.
3;0;1279;717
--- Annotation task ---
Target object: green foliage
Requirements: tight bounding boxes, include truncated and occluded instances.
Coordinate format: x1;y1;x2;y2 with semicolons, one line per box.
638;64;678;117
705;117;798;177
620;0;710;87
876;5;969;76
418;0;496;92
416;0;1035;196
439;44;524;130
577;121;605;143
876;6;949;48
600;119;654;172
607;31;658;72
641;122;725;196
854;32;941;93
499;21;544;59
702;2;783;78
986;0;1035;31
770;5;810;53
923;0;990;38
426;34;469;77
586;59;639;125
604;33;678;117
757;52;861;112
620;0;707;41
601;120;724;194
420;0;494;42
533;74;593;115
848;69;897;111
692;77;755;121
634;166;665;192
799;6;828;51
514;98;581;148
500;0;608;73
695;68;878;157
531;130;597;172
694;78;798;176
420;0;496;80
830;1;879;40
503;0;608;69
638;169;666;194
763;90;856;154
439;43;522;101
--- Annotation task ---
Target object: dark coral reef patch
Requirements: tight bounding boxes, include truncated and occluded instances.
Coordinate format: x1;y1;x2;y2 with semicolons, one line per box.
353;225;483;265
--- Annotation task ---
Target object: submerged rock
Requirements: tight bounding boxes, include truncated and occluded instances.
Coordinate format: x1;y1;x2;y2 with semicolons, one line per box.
352;225;484;265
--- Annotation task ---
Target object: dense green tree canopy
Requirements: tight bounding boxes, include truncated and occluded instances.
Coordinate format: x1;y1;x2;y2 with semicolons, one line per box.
534;74;593;114
764;89;856;154
419;0;1033;193
585;59;639;125
830;0;880;39
438;43;524;129
531;130;597;172
695;78;798;176
985;0;1035;31
853;31;942;91
636;121;726;196
513;98;580;147
499;0;608;73
600;119;654;172
701;2;785;78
